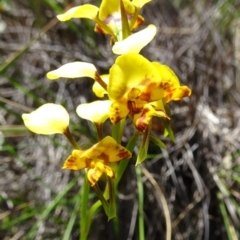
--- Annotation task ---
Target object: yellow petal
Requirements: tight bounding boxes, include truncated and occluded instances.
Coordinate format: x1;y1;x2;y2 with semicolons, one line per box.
151;99;165;110
94;136;131;162
103;165;115;178
134;104;169;132
99;0;135;21
131;0;152;8
82;136;131;163
22;103;69;135
165;86;192;103
152;62;180;85
112;25;157;54
46;62;97;80
108;53;160;99
62;150;86;170
92;74;109;98
109;98;129;124
87;160;115;186
87;161;105;186
76;100;111;124
138;81;176;102
57;5;99;21
152;62;192;102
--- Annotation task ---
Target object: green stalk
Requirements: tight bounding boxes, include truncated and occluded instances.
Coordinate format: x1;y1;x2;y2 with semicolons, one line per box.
95;123;103;141
64;127;81;150
120;0;131;40
108;177;117;220
94;72;108;91
112;118;126;144
93;184;111;218
136;165;145;240
94;14;117;40
80;174;90;240
115;131;140;186
129;7;140;29
112;122;121;143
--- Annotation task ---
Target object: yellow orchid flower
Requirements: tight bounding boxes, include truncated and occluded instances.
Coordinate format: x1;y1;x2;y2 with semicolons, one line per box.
56;0;152;41
108;53;191;132
22;103;69;135
63;136;131;186
76;100;111;125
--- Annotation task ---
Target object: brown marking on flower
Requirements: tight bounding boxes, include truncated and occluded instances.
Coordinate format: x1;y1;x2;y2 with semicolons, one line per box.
136;15;144;27
136;119;147;132
139;91;150;101
135;107;151;132
98;152;109;163
128;101;142;114
94;24;105;34
87;170;99;186
111;115;121;124
103;165;115;178
182;86;192;97
117;148;131;159
63;155;77;169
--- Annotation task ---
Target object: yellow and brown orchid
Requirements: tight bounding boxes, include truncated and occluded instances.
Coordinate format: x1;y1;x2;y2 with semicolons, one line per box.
63;136;131;186
108;53;192;132
57;0;152;42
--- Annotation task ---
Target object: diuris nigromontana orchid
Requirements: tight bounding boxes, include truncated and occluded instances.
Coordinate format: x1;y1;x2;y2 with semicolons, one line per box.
57;0;152;42
63;136;131;186
107;53;192;132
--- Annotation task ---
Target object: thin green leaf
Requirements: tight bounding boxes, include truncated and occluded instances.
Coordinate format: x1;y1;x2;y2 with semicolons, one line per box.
150;134;167;149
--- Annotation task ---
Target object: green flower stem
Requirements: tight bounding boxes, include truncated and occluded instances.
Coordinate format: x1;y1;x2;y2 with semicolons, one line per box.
80;173;90;240
94;72;107;91
108;177;117;220
85;200;102;235
120;0;131;40
64;127;81;150
93;183;111;218
95;123;103;141
136;121;151;165
136;165;145;240
81;181;113;240
94;15;117;40
129;7;140;29
112;118;126;144
115;131;140;186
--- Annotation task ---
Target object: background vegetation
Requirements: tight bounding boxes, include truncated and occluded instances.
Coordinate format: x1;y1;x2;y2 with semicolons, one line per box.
0;0;240;239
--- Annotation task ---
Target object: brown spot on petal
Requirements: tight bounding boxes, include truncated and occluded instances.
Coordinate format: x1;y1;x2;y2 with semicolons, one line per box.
136;120;147;133
117;149;132;159
139;92;150;101
94;24;105;34
135;15;144;28
98;153;109;163
63;156;78;170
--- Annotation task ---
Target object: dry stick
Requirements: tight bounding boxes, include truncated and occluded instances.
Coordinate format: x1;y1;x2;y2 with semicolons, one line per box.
141;166;171;240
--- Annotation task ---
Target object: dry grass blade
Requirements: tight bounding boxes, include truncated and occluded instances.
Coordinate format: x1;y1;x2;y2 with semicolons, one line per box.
141;166;171;240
